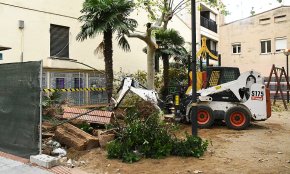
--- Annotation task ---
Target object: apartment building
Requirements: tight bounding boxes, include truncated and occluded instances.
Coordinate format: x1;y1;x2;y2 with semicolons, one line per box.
197;2;220;67
0;0;192;105
174;1;221;68
220;6;290;76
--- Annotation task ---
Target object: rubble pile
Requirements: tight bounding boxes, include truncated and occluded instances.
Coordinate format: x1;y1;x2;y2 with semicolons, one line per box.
41;109;117;168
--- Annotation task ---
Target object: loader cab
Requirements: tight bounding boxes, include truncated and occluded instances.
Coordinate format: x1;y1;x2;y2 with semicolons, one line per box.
205;67;240;88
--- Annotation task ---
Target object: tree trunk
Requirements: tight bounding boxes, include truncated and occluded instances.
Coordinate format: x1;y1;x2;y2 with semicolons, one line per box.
54;123;99;151
103;28;113;102
147;46;156;89
162;54;170;96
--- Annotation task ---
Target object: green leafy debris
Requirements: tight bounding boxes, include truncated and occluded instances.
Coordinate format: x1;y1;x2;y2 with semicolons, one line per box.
107;103;208;163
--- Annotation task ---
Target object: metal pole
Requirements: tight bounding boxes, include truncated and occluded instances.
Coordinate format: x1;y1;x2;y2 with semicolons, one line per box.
188;55;191;86
191;0;198;136
79;72;81;106
39;61;43;154
287;55;289;103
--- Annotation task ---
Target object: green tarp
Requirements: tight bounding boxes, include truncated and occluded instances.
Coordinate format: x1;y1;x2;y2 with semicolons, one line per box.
0;61;41;158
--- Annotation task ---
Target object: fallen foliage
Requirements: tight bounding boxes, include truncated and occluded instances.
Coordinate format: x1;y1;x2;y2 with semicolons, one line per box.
107;102;208;163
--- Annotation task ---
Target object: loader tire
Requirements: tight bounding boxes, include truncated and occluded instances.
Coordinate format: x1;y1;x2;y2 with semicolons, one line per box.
225;106;251;130
195;105;214;128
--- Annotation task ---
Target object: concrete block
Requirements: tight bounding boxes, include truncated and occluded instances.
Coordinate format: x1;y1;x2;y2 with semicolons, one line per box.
30;154;59;169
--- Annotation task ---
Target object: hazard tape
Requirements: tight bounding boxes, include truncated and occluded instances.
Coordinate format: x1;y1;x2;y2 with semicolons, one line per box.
43;87;106;93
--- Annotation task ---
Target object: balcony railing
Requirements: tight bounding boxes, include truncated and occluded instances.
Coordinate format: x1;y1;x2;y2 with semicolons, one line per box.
210;50;218;56
200;16;217;33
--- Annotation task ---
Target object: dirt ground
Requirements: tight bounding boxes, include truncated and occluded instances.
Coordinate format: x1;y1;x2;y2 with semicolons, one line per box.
73;110;290;174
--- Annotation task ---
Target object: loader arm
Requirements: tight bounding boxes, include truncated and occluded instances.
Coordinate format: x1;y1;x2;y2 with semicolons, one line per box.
111;77;159;109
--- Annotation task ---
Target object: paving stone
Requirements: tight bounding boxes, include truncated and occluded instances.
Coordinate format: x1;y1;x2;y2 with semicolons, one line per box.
0;156;52;174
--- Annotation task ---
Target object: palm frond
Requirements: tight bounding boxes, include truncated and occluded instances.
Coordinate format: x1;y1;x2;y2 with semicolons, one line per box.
77;0;138;52
94;41;104;55
117;33;131;52
155;28;185;47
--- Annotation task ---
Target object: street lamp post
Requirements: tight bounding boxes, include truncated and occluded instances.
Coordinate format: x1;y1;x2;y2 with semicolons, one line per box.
284;49;290;103
191;0;198;136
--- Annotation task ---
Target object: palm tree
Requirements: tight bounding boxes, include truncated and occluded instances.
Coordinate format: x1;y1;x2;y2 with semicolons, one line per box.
155;29;187;97
77;0;137;101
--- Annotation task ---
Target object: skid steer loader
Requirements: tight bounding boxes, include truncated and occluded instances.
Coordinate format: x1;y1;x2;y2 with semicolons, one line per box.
111;67;271;130
173;67;272;130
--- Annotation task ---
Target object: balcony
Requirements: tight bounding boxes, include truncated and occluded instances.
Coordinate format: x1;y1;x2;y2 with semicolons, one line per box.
200;16;217;33
210;50;218;57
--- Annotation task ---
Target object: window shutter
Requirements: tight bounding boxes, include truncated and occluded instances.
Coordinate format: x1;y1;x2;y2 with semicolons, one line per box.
275;38;287;51
267;40;271;53
261;41;265;53
50;24;69;58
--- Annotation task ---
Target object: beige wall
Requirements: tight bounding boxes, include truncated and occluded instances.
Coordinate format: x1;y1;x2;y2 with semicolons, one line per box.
0;1;192;74
220;6;290;76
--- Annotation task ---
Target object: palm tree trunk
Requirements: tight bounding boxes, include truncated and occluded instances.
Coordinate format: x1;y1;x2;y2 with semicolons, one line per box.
162;54;170;97
103;28;113;102
147;46;155;89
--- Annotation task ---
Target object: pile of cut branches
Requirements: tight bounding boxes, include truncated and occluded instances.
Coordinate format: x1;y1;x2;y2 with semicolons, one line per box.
107;101;208;163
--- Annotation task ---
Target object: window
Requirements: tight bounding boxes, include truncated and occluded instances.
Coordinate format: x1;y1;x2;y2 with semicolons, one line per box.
74;78;83;88
274;15;286;23
56;78;65;89
260;18;270;21
209;12;217;22
210;40;217;51
232;43;241;54
50;24;69;58
261;40;271;54
0;53;2;60
275;38;287;52
259;18;270;25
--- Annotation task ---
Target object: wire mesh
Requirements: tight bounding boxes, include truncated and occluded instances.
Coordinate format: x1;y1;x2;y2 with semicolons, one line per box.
43;71;108;106
208;70;220;87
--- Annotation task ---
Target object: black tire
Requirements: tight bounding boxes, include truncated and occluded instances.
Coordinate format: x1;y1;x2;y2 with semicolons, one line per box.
225;106;251;130
189;105;215;128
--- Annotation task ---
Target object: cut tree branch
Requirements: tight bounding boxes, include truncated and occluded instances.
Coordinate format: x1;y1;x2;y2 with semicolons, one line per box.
169;0;174;10
145;0;157;20
127;32;147;43
154;12;165;27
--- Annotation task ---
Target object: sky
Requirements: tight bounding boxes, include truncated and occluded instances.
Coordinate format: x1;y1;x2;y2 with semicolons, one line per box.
221;0;290;23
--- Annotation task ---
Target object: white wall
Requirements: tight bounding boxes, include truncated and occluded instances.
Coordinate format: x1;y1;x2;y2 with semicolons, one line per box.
0;1;192;74
0;0;105;70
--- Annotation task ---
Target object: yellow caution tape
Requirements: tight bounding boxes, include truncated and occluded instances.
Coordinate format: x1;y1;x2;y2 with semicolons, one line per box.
43;87;106;93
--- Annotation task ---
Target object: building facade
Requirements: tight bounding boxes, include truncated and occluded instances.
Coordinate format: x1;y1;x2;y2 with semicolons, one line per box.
197;1;220;61
179;1;221;67
0;0;194;105
219;6;290;76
